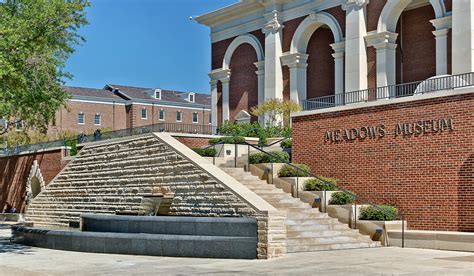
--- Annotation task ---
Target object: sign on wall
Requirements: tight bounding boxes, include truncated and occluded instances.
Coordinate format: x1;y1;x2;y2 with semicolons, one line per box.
324;118;454;143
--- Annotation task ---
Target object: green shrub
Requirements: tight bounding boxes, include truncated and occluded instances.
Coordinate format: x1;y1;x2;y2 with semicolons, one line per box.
278;164;310;177
359;205;398;221
217;121;292;139
249;151;289;164
280;139;292;149
192;147;217;157
304;177;338;191
66;139;78;156
329;192;356;205
208;136;245;145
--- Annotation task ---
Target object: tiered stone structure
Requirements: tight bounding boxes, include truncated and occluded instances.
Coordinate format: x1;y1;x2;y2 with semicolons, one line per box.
25;134;286;259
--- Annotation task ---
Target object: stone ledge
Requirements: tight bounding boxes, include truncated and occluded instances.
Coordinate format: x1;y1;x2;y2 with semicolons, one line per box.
388;230;474;252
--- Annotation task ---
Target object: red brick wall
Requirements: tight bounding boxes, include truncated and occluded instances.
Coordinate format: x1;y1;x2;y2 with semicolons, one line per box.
292;92;474;231
173;136;211;149
307;27;335;99
0;149;68;212
367;0;387;32
367;46;377;90
229;43;259;122
283;16;306;53
325;6;346;36
444;0;452;12
396;5;436;83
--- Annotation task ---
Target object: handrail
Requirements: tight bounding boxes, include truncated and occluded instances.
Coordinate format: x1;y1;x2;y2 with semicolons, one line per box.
242;141;405;247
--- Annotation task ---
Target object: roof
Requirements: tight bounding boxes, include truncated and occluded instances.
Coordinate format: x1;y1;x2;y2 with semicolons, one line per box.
106;84;211;106
63;86;124;101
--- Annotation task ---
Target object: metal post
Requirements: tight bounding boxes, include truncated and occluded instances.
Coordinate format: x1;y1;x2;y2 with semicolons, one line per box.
213;145;216;165
402;216;405;248
296;176;299;198
324;190;327;213
247;144;250;172
271;162;274;184
234;143;237;168
354;202;357;229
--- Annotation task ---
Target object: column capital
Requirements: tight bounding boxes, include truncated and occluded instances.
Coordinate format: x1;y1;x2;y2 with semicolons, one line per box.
209;68;231;82
430;15;452;30
365;31;398;47
330;41;346;53
374;42;397;51
254;61;265;75
332;52;344;60
432;28;450;38
262;10;284;34
280;52;309;68
342;0;369;12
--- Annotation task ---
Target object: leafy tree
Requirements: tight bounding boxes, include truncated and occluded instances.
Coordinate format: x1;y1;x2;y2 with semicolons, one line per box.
250;99;301;126
0;0;90;135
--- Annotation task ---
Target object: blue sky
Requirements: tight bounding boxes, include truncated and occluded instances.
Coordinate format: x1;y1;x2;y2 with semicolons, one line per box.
64;0;239;93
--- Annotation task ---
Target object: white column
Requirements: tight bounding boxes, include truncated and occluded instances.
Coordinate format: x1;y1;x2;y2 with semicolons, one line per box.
433;28;450;75
221;78;230;122
209;68;231;124
452;0;474;74
431;16;452;76
343;0;369;92
330;42;345;104
263;10;284;101
210;80;218;129
254;61;265;124
374;42;397;98
281;53;308;105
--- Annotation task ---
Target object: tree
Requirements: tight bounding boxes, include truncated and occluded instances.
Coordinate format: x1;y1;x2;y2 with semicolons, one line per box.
250;99;301;126
0;0;89;135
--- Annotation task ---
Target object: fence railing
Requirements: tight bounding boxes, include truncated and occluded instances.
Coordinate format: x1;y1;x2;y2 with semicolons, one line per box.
0;122;218;157
303;72;474;111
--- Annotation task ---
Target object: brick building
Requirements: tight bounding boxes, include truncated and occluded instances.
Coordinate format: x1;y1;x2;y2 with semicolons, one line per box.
195;0;473;126
48;84;211;137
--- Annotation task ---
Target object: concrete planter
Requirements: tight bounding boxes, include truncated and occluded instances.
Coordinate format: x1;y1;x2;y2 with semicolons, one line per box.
357;220;407;245
298;191;341;211
275;177;312;197
214;144;251;159
250;163;286;183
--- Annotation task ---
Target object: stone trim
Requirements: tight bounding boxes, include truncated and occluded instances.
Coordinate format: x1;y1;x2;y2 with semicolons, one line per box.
25;160;46;205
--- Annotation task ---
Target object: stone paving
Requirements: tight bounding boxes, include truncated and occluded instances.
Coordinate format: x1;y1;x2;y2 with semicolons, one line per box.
0;225;473;275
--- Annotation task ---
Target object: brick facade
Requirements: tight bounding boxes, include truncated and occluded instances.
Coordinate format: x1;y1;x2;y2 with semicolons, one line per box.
0;148;68;212
292;92;474;231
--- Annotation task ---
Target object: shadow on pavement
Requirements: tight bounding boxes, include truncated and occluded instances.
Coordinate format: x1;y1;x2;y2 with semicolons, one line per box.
0;223;34;255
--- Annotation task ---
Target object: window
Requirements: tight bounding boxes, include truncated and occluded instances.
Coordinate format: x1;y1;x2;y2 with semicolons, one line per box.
192;112;198;123
78;113;85;125
209;114;212;124
94;114;101;125
176;111;182;122
159;109;165;121
155;89;161;99
189;93;195;103
141;108;148;120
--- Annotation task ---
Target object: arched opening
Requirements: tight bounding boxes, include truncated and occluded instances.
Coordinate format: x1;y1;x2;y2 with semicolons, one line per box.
396;3;437;84
31;176;41;199
307;27;336;99
229;43;259;122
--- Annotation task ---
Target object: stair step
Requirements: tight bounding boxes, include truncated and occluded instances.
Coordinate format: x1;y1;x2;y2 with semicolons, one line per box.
287;241;380;253
286;229;360;238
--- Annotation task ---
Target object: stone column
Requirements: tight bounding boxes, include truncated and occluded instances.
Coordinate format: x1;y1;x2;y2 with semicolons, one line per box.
280;53;308;105
208;68;231;124
221;77;231;122
210;80;218;129
452;0;474;74
431;16;452;76
263;10;284;101
343;0;369;93
254;61;266;124
330;42;345;105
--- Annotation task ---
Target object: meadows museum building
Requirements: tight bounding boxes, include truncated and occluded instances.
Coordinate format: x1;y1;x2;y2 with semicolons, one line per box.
198;0;474;232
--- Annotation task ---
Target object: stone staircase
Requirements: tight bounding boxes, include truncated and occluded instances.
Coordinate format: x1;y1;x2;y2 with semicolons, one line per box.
219;166;380;253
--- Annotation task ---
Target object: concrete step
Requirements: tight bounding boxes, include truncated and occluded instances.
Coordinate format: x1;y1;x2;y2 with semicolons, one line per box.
286;218;339;225
286;229;361;238
287;241;380;253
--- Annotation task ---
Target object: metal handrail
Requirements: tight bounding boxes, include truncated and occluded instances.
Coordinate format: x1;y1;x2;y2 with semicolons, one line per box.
303;72;474;111
243;141;405;247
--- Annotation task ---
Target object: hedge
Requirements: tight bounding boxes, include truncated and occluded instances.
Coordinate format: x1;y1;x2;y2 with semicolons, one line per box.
278;164;311;177
304;177;338;191
249;151;289;164
329;192;356;205
359;205;398;221
208;136;245;145
192;147;217;157
280;139;292;149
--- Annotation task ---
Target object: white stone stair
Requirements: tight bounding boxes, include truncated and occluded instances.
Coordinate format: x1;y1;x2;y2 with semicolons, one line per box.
219;166;380;253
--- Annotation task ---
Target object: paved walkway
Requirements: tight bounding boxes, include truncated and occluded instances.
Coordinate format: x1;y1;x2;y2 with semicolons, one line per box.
0;225;473;275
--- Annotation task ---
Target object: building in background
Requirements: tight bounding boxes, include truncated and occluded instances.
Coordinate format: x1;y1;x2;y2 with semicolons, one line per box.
48;85;211;137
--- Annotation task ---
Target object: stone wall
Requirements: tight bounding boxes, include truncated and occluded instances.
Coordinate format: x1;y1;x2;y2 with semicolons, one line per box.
0;148;68;212
292;91;474;232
